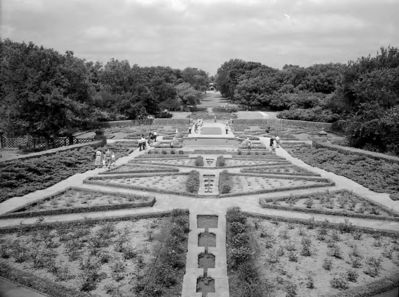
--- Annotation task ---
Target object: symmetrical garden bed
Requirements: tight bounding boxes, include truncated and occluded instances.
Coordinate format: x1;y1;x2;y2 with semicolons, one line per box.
0;216;170;296
224;158;291;168
1;188;155;218
241;164;319;176
0;142;133;203
85;172;200;195
131;157;197;167
223;173;334;196
103;164;179;174
259;190;399;220
248;216;399;297
285;144;399;196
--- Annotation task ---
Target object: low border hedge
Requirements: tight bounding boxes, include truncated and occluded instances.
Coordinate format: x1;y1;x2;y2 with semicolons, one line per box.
0;209;188;234
259;200;399;222
0;263;90;297
243;211;399;237
241;167;320;177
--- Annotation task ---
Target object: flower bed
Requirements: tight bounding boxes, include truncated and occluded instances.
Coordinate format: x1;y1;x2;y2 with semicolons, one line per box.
225;173;334;196
0;216;169;296
241;165;319;176
132;157;197;167
103;164;179;174
0;143;133;203
285;144;399;195
259;190;399;221
246;215;399;297
85;173;192;195
1;188;155;218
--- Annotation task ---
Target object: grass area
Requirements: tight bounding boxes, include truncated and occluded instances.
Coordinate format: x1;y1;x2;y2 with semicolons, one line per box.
0;143;132;203
285;145;399;195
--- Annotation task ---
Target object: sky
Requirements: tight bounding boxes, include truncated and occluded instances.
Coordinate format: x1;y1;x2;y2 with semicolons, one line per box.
1;0;398;74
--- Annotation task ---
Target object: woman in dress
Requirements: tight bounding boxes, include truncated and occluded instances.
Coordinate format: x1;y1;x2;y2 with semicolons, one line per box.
95;150;102;167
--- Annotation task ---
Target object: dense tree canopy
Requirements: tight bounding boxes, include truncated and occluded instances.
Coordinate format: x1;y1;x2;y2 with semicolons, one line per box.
215;47;399;155
0;39;209;138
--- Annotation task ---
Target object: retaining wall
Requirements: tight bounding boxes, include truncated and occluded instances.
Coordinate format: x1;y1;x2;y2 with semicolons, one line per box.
233;118;332;131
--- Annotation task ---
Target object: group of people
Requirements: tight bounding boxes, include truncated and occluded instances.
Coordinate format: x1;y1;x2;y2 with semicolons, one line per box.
189;119;203;134
94;148;115;168
138;131;158;151
269;135;280;152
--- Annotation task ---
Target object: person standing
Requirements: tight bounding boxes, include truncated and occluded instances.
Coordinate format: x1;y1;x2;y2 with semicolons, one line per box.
269;137;274;151
275;135;280;148
110;150;116;168
153;131;157;142
104;149;111;167
94;150;102;167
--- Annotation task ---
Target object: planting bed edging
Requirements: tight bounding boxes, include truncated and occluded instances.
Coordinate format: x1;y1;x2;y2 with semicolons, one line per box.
0;198;156;219
0;263;90;297
327;273;399;297
219;182;335;198
228;172;331;182
0;209;188;234
259;199;399;222
100;165;179;175
241;167;320;177
243;211;399;237
259;190;399;218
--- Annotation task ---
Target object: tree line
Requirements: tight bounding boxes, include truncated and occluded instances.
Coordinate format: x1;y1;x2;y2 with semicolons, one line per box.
215;47;399;155
0;39;209;140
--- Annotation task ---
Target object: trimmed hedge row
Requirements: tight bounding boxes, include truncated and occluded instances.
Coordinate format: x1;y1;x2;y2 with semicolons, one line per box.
0;210;186;234
0;263;90;297
100;167;179;175
226;207;266;297
134;209;189;297
241;167;320;177
219;170;233;194
243;211;399;237
186;170;200;193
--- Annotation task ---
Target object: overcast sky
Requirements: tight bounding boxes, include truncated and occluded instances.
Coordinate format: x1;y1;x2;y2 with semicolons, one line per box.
1;0;398;74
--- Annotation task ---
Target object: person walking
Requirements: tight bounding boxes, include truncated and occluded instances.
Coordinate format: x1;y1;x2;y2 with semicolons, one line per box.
153;131;157;142
110;150;116;168
269;137;274;151
138;135;145;151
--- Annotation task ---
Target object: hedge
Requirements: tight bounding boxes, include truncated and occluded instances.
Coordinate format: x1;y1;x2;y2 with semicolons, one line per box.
243;211;399;237
259;200;399;222
186;170;200;193
219;170;233;194
0;210;188;234
0;263;90;297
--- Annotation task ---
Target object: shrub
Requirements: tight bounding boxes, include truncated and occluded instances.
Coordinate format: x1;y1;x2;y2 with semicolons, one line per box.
186;171;200;193
216;155;226;167
347;269;359;282
329;244;342;259
323;258;333;270
286;282;298;297
219;170;233;194
305;198;313;208
288;251;298;262
306;275;315;289
195;156;204;167
350;256;362;268
364;257;382;277
230;222;247;234
330;274;349;290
